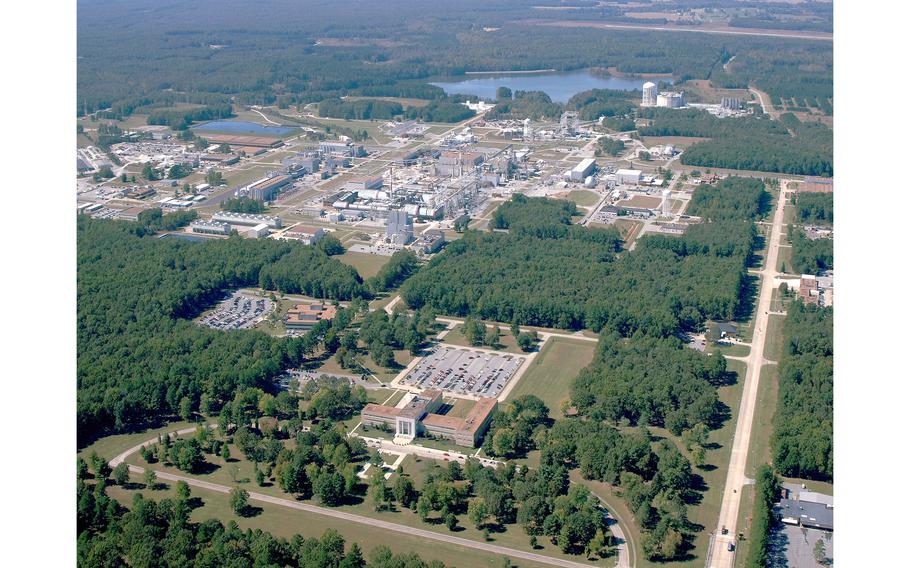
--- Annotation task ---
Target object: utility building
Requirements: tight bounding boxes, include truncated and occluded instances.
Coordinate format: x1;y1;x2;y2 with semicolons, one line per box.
386;210;413;245
615;168;643;185
568;158;596;182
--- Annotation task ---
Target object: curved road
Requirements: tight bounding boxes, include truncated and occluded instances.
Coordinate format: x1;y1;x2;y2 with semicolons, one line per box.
112;428;623;568
706;187;789;567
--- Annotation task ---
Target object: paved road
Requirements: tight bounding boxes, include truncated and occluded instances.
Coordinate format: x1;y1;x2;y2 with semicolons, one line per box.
111;428;604;568
707;187;789;567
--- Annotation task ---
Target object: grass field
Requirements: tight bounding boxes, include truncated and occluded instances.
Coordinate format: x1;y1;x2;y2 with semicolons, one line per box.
705;342;751;358
505;338;596;418
612;219;644;245
763;314;786;361
566;190;601;207
338;250;393;279
105;472;553;568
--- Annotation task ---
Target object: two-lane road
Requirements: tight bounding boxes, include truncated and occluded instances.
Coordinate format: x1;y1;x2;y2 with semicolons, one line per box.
707;188;789;567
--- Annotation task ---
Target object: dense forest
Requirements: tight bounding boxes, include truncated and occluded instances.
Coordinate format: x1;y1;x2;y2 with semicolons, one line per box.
795;192;834;225
788;228;833;275
639;109;832;176
404;179;764;336
771;303;833;482
221;197;268;214
572;333;729;435
77;1;830;118
77;217;366;444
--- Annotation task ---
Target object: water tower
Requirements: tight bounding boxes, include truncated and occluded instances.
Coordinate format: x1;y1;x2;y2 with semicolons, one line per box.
642;82;657;107
661;188;672;217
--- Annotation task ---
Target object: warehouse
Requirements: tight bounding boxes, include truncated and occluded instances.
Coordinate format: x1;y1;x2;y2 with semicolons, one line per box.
246;223;271;239
190;220;231;235
615;168;643;185
247;174;291;201
211;212;282;228
345;176;384;193
280;224;325;245
568;158;596;182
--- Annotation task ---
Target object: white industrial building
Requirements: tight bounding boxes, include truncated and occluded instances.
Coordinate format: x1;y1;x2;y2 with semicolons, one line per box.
615;168;643;185
211;212;282;228
191;220;231;236
641;82;658;107
246;223;271;239
656;91;686;109
568;158;596;182
386;210;413;245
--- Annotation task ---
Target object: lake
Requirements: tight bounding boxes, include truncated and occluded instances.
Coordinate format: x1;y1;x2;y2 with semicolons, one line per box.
191;120;297;137
431;70;670;103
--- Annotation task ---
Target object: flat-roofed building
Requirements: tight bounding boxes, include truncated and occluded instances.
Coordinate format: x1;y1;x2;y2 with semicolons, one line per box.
211;212;282;228
190;220;231;235
280;224;325;245
422;396;498;447
285;303;337;331
246;223;270;239
248;174;291;201
361;390;444;441
345;176;383;193
802;177;833;193
568;158;596;182
615;168;643;185
118;206;148;221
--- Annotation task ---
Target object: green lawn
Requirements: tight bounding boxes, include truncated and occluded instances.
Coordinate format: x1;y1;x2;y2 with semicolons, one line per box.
338;250;392;279
705;342;751;358
105;472;553;568
763;315;786;361
566;190;601;207
440;325;526;355
505;338;596;418
123;434;613;567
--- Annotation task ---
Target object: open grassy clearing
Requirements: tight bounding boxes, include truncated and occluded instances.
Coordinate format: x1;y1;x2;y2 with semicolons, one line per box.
439;324;527;355
612;219;644;245
705;342;751;358
105;472;551;568
505;338;596;419
566;190;601;207
337;250;393;279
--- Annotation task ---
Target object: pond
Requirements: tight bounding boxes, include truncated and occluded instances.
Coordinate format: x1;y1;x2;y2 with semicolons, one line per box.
431;69;672;103
191;120;297;137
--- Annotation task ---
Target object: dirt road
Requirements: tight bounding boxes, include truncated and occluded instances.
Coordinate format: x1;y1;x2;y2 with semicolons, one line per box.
707;188;789;567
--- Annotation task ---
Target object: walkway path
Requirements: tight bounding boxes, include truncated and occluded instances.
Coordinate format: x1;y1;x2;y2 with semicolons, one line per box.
707;187;789;567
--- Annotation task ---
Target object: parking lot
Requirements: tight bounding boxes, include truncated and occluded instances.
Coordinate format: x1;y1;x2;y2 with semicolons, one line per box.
198;292;273;331
400;346;526;398
767;523;833;568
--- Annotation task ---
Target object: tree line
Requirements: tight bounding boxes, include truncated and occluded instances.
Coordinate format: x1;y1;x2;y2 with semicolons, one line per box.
639;108;832;176
771;302;833;482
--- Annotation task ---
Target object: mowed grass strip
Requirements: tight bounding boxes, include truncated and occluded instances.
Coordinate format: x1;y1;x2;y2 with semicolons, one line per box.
337;250;393;279
506;338;596;418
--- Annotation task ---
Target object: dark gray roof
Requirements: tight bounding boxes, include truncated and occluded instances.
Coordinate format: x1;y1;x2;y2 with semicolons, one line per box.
776;499;834;530
717;322;738;334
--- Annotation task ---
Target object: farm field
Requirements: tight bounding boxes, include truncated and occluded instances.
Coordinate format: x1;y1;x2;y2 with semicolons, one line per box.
504;337;596;418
